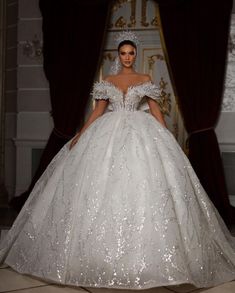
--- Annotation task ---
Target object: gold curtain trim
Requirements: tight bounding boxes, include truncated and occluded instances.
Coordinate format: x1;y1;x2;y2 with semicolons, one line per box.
188;127;214;138
185;127;214;152
52;127;73;139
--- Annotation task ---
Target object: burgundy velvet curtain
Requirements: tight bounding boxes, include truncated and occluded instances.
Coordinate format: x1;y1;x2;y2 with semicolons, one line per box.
32;0;110;188
156;0;234;223
10;0;111;210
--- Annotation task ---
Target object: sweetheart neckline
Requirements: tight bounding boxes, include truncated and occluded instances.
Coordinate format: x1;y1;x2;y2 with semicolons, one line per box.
101;80;153;95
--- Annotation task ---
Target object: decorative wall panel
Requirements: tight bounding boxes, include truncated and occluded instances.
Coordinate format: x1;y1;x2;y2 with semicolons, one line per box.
13;1;51;197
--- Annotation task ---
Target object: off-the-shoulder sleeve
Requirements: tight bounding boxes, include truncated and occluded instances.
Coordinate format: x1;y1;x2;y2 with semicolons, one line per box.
91;81;109;101
138;82;162;112
138;81;162;101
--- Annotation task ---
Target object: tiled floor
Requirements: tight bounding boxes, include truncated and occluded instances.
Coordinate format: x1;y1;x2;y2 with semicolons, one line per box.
0;207;235;293
0;267;234;293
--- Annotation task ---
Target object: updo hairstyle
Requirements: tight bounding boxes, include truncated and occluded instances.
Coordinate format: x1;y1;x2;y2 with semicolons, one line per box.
118;40;137;52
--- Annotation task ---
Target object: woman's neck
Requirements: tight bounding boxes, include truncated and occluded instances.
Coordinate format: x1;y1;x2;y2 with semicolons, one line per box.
119;67;135;75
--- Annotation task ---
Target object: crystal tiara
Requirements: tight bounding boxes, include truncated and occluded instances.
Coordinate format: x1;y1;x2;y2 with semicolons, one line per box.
114;30;139;46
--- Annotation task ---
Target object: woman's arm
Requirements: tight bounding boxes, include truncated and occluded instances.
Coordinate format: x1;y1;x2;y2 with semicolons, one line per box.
69;99;108;149
147;97;167;128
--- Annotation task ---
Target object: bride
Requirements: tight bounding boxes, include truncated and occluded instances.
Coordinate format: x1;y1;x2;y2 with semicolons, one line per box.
0;31;235;290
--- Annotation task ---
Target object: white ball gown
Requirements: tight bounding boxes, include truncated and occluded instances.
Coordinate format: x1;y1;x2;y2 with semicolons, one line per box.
0;80;235;290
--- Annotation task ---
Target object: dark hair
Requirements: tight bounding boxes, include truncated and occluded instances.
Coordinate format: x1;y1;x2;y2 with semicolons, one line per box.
118;40;137;52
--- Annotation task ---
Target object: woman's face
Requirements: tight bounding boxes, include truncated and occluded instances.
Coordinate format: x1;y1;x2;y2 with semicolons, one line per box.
118;44;136;68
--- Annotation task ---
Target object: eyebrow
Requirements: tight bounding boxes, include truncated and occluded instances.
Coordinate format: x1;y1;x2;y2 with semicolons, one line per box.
120;50;135;53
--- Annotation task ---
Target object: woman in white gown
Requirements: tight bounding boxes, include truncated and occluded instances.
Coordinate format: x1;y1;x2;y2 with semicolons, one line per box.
0;31;235;290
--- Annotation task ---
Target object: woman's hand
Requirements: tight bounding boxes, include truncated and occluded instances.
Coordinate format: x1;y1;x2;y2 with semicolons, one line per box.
147;98;167;128
69;133;81;150
69;99;108;151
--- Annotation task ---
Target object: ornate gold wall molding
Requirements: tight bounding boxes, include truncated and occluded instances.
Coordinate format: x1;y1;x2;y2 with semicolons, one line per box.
128;0;136;27
110;0;136;29
22;34;43;59
111;0;130;13
141;0;149;27
158;78;171;116
140;0;159;28
109;0;158;29
147;54;164;70
147;55;171;116
114;16;127;28
151;4;159;26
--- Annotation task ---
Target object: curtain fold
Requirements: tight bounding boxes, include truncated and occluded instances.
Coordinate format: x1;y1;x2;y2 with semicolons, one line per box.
10;0;111;210
156;0;234;223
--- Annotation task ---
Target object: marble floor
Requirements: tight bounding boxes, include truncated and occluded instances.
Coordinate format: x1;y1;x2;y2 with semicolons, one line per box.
0;207;235;293
0;267;235;293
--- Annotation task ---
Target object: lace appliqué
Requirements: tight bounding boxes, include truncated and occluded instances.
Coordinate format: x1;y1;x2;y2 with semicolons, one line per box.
137;82;162;112
91;81;109;101
137;81;162;101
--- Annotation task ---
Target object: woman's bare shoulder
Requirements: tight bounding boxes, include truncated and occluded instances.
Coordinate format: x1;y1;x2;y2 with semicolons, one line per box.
103;75;116;82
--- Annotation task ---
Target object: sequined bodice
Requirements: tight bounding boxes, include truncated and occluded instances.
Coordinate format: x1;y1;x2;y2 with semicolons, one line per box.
92;80;161;112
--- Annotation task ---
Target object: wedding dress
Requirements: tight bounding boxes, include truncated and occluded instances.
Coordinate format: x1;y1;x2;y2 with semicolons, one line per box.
0;80;235;290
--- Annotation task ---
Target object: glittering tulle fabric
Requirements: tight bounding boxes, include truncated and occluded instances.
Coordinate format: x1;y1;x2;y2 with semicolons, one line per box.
0;81;235;290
